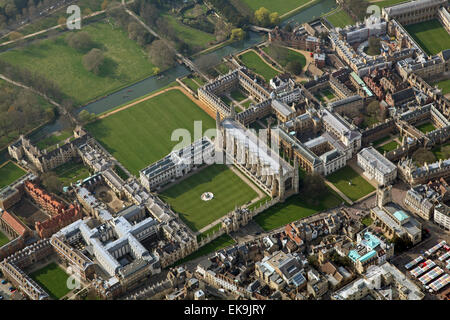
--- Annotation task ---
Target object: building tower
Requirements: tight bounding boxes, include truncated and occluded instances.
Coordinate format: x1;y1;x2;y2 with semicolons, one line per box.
377;184;392;208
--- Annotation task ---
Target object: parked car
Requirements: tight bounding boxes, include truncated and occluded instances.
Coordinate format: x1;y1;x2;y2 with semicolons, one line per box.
8;286;15;292
1;279;7;284
0;295;3;300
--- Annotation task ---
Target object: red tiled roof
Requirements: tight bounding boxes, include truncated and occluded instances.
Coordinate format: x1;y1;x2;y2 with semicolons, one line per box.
1;210;26;236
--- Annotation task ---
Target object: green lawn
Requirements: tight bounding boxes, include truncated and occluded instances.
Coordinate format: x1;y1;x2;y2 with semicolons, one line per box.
254;187;344;231
368;0;409;8
326;166;375;202
86;89;215;175
239;51;280;82
173;234;235;267
432;142;450;160
30;263;71;300
0;230;10;247
373;136;391;147
405;19;450;56
230;89;247;102
35;130;73;151
240;0;310;15
221;95;233;106
242;100;253;109
53;161;90;186
434;79;450;95
197;223;222;241
322;89;335;100
182;77;200;92
160;164;258;232
262;45;306;69
326;8;354;28
416;122;436;134
361;216;373;227
376;141;399;153
163;14;215;50
0;20;156;105
0;161;26;189
215;63;230;75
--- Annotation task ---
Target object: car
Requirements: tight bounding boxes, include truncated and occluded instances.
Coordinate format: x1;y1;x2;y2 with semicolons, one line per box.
1;280;7;284
0;295;3;300
9;287;14;292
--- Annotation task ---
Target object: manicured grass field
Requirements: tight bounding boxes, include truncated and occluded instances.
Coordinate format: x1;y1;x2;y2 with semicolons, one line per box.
322;89;335;100
376;141;399;153
416;122;436;134
361;216;373;227
326;166;375;202
215;63;230;74
163;14;215;51
173;234;235;267
36;130;73;151
373;136;391;147
0;230;10;247
240;0;310;15
30;263;71;299
254;187;344;231
182;77;200;92
86;89;215;175
432;142;450;160
0;20;156;105
242;100;253;109
0;161;26;189
405;19;450;56
160;164;258;232
53;161;90;186
230;89;247;102
262;45;306;69
434;79;450;95
239;51;280;82
326;8;354;28
368;0;409;8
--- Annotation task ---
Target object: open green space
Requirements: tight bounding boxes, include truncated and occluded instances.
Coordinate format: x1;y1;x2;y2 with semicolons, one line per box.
376;140;399;153
35;130;73;151
215;63;230;75
182;77;201;92
0;230;10;247
432;142;450;160
416;122;436;134
239;0;310;15
239;51;280;82
405;19;450;56
0;161;26;189
230;89;247;102
262;45;306;69
30;263;71;300
433;79;450;95
163;14;215;51
368;0;409;8
373;136;391;147
221;95;232;106
0;20;156;105
326;8;354;28
322;89;335;100
242;100;253;109
53;161;90;186
173;234;235;267
160;164;258;232
113;165;129;181
197;223;222;241
326;166;375;202
86;89;215;175
254;186;344;231
361;216;373;227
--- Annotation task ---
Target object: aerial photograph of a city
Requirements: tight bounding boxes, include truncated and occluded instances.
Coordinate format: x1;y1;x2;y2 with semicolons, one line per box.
0;0;448;313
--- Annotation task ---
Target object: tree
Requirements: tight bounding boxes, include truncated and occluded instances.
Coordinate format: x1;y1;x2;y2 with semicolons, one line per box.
83;48;105;74
412;148;436;166
366;101;379;116
152;67;160;75
101;0;108;11
66;31;94;52
78;110;96;123
254;7;270;27
286;60;302;75
230;28;245;41
41;173;63;194
441;145;450;159
367;36;381;56
147;40;175;70
57;16;66;28
9;31;23;41
269;12;280;26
